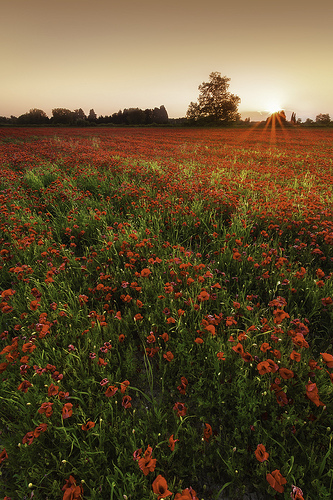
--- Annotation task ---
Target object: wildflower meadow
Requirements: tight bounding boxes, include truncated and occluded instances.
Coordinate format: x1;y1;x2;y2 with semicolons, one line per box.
0;126;332;500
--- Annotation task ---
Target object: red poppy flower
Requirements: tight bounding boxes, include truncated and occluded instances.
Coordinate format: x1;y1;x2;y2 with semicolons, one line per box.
81;421;95;431
0;304;13;314
147;333;155;343
321;297;333;306
289;350;300;362
292;334;309;348
291;485;304;500
273;308;290;324
122;395;132;409
33;423;47;437
120;380;130;393
242;352;253;362
232;250;242;261
58;391;70;400
197;290;210;301
163;351;174;361
98;357;108;366
217;351;225;360
260;342;271;353
0;448;8;464
152;475;173;499
266;469;287;493
308;359;321;371
62;475;84;500
29;300;40;311
38;402;53;417
305;381;325;407
62;403;73;419
173;402;187;417
140;268;151;277
194;337;204;344
279;367;294;379
203;324;215;336
254;443;269;462
168;434;179;451
1;288;16;298
0;362;8;373
105;385;118;397
226;316;237;326
203;423;212;442
22;431;34;445
133;448;142;461
17;380;32;393
177;375;187;394
78;294;88;306
232;343;244;355
138;454;156;475
22;342;37;353
320;352;333;368
174;487;198;500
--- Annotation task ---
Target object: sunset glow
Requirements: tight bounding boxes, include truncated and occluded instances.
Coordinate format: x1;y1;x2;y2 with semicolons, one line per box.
265;102;284;116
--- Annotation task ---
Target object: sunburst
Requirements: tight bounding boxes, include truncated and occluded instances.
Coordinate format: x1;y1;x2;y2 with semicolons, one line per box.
265;102;283;116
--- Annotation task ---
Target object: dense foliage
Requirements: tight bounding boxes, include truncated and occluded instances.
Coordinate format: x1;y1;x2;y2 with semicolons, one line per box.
186;72;241;124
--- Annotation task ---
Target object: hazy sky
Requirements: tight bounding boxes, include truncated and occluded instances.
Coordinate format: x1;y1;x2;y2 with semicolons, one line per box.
1;0;332;120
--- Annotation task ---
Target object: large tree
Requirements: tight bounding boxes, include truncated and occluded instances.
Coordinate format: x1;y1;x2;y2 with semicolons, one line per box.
52;108;73;124
17;108;49;125
316;113;331;125
187;72;240;124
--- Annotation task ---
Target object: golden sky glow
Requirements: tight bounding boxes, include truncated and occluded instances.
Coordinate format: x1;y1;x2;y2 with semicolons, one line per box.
1;0;332;120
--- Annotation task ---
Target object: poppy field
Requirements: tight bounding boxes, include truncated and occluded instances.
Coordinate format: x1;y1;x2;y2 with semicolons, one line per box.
0;126;332;500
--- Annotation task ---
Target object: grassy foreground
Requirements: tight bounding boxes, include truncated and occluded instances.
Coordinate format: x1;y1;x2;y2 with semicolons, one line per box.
0;126;332;500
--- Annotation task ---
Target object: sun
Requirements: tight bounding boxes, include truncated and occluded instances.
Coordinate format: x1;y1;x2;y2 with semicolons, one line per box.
265;101;283;115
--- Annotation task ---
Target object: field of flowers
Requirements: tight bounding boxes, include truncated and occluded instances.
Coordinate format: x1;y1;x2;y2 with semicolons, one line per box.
0;126;332;500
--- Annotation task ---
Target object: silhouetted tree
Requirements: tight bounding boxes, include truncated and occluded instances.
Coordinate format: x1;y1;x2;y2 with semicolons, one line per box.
110;110;124;124
316;113;331;125
17;108;49;125
186;102;200;122
52;108;73;124
72;108;88;126
123;108;146;125
0;116;11;124
73;108;86;120
88;109;97;123
151;105;168;124
187;72;240;124
290;112;297;124
144;108;153;124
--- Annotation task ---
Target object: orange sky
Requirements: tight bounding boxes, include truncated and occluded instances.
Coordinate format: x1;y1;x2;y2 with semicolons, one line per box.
1;0;332;120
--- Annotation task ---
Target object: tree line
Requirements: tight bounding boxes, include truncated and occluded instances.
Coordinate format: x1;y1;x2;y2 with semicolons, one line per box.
0;73;332;127
0;105;169;126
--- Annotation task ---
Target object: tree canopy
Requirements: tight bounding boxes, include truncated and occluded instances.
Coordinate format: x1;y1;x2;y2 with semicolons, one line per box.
186;72;241;124
316;113;331;125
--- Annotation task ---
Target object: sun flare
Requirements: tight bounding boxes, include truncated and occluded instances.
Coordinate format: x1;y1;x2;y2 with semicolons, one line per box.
265;102;283;115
